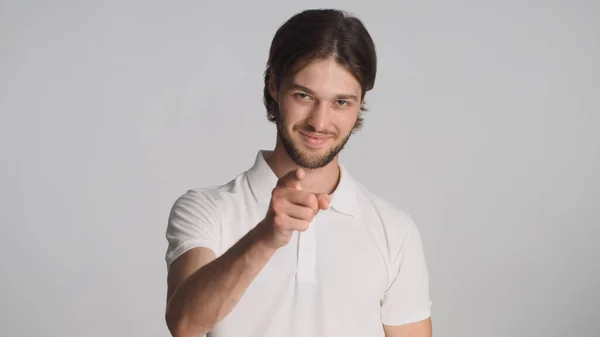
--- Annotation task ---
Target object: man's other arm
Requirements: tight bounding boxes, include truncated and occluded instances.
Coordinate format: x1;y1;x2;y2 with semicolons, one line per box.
384;318;432;337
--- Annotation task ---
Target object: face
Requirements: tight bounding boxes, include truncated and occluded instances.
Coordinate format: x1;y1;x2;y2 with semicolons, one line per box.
271;58;362;169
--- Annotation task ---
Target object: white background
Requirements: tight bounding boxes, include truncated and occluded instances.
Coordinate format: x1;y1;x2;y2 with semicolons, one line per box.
1;1;598;336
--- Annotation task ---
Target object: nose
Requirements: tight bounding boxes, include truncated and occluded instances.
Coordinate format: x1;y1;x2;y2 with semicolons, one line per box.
306;102;330;132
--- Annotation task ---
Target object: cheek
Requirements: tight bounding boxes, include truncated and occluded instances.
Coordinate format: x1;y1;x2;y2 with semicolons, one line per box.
280;99;310;123
335;111;359;132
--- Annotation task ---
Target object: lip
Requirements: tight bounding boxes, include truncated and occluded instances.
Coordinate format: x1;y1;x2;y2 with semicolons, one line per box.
299;131;332;147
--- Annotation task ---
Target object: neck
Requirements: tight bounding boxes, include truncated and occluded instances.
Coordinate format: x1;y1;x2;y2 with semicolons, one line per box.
265;139;341;195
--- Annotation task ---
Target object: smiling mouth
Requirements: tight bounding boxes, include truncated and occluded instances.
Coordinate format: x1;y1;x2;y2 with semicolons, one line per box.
299;131;332;147
300;131;330;139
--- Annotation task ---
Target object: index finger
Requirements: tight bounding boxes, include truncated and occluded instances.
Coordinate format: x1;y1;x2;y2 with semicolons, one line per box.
277;168;305;190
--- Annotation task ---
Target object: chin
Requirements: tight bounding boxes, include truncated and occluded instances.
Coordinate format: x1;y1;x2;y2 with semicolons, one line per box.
277;126;344;169
291;144;339;169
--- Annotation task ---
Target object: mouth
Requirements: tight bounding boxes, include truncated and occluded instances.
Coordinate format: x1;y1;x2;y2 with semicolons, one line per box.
298;131;332;148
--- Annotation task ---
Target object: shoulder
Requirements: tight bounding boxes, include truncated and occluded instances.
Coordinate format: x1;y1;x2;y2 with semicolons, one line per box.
173;171;248;207
356;181;414;228
169;172;248;221
353;181;429;283
354;180;418;248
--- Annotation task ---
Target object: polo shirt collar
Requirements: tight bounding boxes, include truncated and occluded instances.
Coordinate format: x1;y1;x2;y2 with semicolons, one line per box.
247;150;358;216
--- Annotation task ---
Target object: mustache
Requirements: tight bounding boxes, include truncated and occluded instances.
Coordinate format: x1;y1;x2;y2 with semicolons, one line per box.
294;125;337;136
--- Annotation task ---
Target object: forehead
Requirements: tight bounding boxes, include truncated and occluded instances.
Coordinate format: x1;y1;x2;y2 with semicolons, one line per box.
285;58;362;97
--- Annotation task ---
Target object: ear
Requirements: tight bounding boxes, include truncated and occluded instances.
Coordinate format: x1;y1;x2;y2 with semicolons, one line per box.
268;72;278;103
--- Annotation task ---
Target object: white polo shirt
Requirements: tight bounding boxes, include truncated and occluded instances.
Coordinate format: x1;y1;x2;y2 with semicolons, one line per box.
165;150;431;337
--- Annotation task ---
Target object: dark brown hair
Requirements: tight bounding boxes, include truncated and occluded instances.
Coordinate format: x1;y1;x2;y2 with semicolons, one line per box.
263;9;377;131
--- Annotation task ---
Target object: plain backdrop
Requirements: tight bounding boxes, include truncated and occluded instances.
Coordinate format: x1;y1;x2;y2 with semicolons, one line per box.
1;1;598;336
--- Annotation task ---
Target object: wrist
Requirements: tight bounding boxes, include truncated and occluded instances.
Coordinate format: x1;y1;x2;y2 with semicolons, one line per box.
249;223;279;259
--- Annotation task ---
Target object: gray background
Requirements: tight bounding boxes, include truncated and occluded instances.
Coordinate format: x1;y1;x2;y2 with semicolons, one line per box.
1;1;598;336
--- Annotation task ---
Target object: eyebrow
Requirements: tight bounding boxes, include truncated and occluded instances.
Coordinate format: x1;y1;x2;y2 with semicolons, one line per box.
289;83;359;101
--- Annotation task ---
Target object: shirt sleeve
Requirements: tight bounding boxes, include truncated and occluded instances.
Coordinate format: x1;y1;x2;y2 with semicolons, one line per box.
164;189;221;270
381;217;432;326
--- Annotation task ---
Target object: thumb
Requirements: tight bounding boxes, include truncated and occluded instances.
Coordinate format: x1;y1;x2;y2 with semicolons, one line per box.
317;193;331;210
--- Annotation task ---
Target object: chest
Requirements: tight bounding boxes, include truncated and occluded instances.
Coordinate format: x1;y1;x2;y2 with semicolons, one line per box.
215;210;389;337
237;210;389;301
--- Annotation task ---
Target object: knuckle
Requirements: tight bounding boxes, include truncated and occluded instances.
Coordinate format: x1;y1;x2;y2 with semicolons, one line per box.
307;194;318;209
271;188;283;198
271;198;285;210
304;208;315;219
272;214;285;228
300;221;310;231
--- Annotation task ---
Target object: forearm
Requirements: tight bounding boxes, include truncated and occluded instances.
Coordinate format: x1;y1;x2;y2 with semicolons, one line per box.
166;224;277;336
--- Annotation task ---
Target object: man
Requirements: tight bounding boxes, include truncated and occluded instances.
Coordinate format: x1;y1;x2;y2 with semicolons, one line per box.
164;8;432;337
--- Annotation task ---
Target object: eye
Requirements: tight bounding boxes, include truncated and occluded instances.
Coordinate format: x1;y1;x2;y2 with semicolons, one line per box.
294;93;310;100
336;99;348;106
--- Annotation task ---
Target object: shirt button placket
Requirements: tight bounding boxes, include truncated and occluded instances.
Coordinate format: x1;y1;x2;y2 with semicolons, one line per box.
296;213;319;283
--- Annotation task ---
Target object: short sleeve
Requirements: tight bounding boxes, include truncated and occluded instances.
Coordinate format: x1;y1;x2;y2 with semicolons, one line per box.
381;218;432;326
165;189;221;270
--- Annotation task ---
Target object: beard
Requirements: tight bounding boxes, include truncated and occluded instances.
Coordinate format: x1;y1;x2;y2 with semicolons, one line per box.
276;115;353;169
